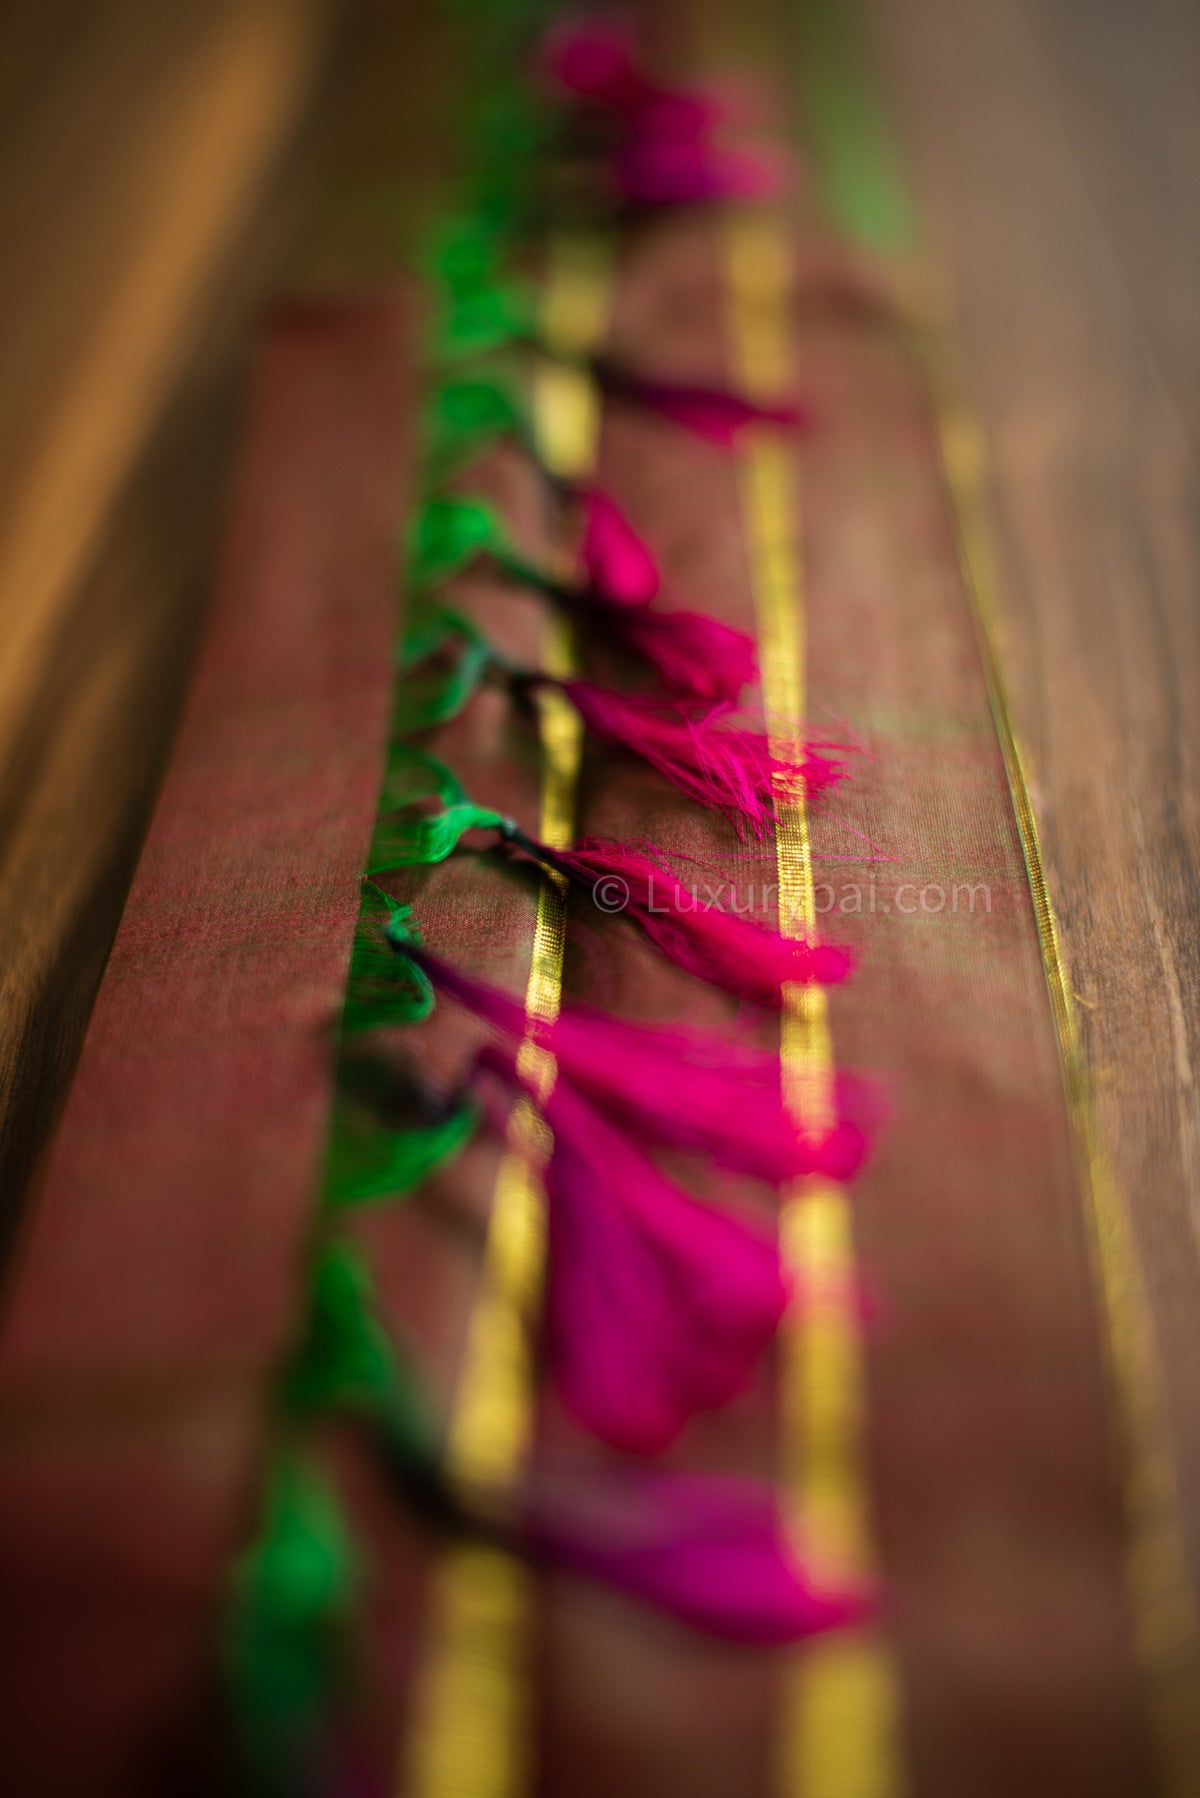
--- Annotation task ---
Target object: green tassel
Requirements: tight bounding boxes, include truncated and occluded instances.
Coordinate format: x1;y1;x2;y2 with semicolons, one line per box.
410;494;506;589
408;494;561;610
390;641;491;730
368;800;505;874
341;889;433;1032
282;1242;435;1463
398;601;476;667
380;896;421;953
225;1451;356;1785
324;1092;479;1210
425;374;524;476
439;280;534;360
378;741;469;813
432;213;507;292
369;742;507;874
393;606;494;731
283;1242;404;1418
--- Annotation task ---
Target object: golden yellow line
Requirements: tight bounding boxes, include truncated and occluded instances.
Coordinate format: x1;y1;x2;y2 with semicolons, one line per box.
402;230;611;1798
723;204;905;1798
922;345;1200;1796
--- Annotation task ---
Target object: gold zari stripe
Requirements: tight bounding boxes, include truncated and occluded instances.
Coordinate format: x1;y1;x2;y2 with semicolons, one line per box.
724;203;905;1798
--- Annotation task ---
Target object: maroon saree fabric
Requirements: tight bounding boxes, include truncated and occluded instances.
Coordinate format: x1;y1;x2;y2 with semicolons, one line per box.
0;293;415;1796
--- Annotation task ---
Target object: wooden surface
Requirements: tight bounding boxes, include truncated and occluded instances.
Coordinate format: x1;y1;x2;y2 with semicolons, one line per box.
861;0;1200;1573
0;0;344;1248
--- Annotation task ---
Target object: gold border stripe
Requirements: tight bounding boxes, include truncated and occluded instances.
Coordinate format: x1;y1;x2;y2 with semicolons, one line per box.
723;202;905;1798
403;232;611;1798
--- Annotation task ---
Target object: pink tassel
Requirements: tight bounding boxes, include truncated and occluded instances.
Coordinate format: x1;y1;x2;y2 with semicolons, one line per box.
541;20;722;138
543;1076;786;1452
556;681;843;832
615;138;784;206
580;487;660;604
502;824;851;1001
550;837;852;1001
526;1469;869;1644
598;605;758;704
540;19;788;213
576;490;756;703
626;87;723;143
366;1379;868;1642
473;1048;786;1454
545;1008;873;1187
403;946;870;1185
540;17;645;108
594;362;806;444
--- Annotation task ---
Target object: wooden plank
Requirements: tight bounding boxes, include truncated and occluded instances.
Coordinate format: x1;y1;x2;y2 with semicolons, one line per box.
861;0;1200;1576
0;0;335;1249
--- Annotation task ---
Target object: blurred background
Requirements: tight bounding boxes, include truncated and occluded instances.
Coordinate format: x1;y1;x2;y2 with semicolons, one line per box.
0;0;1198;1790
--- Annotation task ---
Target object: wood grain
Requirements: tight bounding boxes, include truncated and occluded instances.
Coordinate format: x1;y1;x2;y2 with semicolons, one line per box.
0;0;336;1247
860;0;1200;1574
